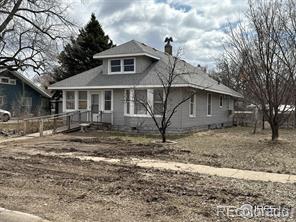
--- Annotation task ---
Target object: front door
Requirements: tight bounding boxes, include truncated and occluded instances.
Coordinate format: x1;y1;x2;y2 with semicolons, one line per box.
91;93;100;122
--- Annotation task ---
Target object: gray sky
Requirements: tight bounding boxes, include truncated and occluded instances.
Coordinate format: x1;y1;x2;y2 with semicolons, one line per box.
66;0;247;69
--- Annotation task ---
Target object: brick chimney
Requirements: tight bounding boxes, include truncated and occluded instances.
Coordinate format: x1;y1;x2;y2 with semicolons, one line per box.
164;37;173;55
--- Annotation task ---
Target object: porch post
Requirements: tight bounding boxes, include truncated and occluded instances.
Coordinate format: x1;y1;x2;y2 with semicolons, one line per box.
62;91;66;113
74;91;79;110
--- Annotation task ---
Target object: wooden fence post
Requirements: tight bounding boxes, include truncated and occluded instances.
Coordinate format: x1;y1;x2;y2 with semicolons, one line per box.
53;116;57;134
79;111;81;124
39;119;44;137
23;120;27;135
67;115;71;130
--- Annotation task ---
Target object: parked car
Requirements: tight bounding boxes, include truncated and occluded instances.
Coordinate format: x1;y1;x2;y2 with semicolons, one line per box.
0;109;11;122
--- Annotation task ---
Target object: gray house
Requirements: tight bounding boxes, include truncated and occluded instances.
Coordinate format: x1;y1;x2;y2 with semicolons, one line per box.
49;40;242;132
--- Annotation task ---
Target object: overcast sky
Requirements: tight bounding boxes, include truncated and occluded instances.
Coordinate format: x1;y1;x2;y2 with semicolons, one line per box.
67;0;247;69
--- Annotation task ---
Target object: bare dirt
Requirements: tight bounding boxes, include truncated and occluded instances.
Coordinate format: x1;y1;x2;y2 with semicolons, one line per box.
63;127;296;175
0;134;295;222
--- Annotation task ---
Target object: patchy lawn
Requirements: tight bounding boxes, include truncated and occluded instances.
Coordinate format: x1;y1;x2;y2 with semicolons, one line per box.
69;127;296;174
0;136;295;222
172;127;296;174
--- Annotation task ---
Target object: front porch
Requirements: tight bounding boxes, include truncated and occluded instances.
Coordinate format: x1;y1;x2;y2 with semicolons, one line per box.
62;89;114;125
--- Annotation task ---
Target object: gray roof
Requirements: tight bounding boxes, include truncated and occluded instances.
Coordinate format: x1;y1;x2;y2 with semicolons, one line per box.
50;40;242;98
93;40;161;60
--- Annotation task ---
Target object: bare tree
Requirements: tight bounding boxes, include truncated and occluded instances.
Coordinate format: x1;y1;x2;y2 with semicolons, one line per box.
0;0;75;74
224;0;296;141
132;50;202;143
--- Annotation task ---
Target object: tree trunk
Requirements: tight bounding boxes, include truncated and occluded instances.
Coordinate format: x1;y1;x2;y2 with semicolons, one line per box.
271;123;279;141
161;131;166;143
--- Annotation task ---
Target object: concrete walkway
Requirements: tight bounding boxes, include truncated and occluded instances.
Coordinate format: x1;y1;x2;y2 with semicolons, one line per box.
0;208;49;222
33;151;296;184
0;130;52;144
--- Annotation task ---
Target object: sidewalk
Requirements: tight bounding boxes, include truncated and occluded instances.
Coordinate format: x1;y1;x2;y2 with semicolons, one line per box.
0;207;49;222
33;151;296;184
0;130;52;144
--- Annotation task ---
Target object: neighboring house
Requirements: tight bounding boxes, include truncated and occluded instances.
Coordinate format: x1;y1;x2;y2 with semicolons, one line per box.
49;40;242;132
0;69;51;117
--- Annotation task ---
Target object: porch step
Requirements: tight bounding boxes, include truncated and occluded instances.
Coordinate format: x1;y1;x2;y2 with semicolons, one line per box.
90;122;112;130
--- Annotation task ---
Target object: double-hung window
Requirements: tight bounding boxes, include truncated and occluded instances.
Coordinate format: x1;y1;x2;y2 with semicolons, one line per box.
123;59;135;72
219;95;223;108
109;58;135;74
125;90;130;114
66;91;75;110
207;93;212;116
189;94;196;117
110;60;121;73
134;90;147;115
78;91;87;110
153;89;163;115
104;91;112;111
22;97;32;113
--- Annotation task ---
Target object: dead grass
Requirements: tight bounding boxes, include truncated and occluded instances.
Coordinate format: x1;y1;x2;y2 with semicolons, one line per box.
172;127;296;174
71;127;296;174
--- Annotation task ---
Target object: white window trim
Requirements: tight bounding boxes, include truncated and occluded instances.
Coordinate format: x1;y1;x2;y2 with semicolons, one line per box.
103;90;113;112
64;90;113;113
124;89;131;115
108;58;136;74
78;91;88;110
124;89;163;118
219;95;223;108
0;77;16;85
9;79;16;85
207;93;212;117
189;94;196;118
63;91;76;112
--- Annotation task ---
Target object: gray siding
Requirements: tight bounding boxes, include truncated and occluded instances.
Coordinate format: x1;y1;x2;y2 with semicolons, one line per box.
111;88;234;133
102;56;153;74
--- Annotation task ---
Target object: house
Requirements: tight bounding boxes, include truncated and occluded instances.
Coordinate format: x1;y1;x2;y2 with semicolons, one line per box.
0;69;51;117
49;40;242;132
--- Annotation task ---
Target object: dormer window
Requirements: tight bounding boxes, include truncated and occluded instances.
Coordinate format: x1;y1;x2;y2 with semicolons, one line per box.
110;60;121;72
124;59;134;72
109;58;135;74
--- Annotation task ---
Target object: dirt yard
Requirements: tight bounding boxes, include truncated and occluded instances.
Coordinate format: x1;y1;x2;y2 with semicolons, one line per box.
66;127;296;174
0;131;295;222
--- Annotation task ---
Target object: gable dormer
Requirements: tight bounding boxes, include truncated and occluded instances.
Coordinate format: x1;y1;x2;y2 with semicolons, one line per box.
93;40;160;75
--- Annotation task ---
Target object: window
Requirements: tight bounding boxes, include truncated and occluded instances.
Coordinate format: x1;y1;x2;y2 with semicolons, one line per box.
22;97;32;113
189;94;196;117
104;90;112;111
0;96;4;106
9;79;16;85
207;93;212;116
0;77;16;85
153;89;163;115
78;91;87;110
110;60;121;73
66;91;75;110
1;77;9;84
219;95;223;108
109;58;135;74
124;59;135;72
134;90;147;115
125;90;130;114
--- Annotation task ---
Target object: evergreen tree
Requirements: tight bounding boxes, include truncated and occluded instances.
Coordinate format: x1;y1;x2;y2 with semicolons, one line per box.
52;13;114;82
